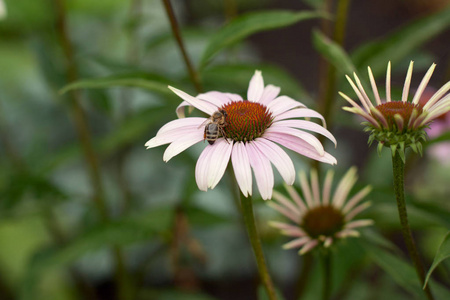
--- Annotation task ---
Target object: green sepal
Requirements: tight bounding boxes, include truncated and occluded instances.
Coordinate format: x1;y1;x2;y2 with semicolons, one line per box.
377;142;384;156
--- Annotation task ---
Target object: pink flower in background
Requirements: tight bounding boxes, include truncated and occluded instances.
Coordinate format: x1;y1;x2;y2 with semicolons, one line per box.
419;88;450;164
340;61;450;160
145;71;337;200
269;167;373;255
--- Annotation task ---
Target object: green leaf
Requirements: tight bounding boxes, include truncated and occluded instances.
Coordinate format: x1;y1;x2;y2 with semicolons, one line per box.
20;207;174;300
426;131;450;147
361;241;423;296
424;231;450;289
38;105;173;173
201;63;312;104
58;72;173;95
200;10;325;69
185;206;230;228
312;29;356;75
352;6;450;77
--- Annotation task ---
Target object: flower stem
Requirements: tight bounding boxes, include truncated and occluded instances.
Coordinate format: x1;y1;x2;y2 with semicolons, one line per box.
321;250;332;300
161;0;203;93
52;1;132;299
240;193;278;300
391;153;434;300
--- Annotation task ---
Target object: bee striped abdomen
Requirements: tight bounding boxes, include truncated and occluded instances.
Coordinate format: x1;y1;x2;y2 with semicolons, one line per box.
205;123;219;144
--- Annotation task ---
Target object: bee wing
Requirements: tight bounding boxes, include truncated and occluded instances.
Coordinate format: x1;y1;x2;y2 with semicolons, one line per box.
197;118;211;129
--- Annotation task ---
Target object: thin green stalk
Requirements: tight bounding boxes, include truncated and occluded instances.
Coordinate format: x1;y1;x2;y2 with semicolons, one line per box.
294;253;313;300
392;153;434;300
240;193;278;300
314;0;351;171
161;0;203;93
51;1;131;299
321;251;332;300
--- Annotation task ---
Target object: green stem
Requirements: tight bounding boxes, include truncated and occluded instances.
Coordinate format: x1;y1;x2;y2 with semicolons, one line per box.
314;0;351;171
294;253;313;300
391;153;434;300
321;251;332;300
51;1;131;299
161;0;203;93
240;193;278;300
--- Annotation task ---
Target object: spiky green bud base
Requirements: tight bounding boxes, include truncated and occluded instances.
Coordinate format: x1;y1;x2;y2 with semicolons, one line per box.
363;123;428;162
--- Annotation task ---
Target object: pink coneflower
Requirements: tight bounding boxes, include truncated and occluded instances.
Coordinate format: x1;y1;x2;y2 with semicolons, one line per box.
340;61;450;161
145;71;337;200
269;167;373;255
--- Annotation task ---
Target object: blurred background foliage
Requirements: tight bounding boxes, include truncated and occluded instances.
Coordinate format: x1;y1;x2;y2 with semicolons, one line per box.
0;0;449;299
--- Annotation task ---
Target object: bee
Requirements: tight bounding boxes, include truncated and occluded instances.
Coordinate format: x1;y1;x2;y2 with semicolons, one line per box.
199;109;229;145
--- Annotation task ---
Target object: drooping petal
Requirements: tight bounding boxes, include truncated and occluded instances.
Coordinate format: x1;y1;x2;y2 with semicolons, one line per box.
272;120;337;146
342;185;372;214
145;118;205;148
267;95;306;115
273;108;326;126
283;237;311;249
259;84;281;105
310;169;321;206
265;126;325;156
206;139;233;189
197;91;233;107
195;145;216;191
231;141;252;197
247;141;274;200
265;132;337;165
284;184;307;212
247;70;265;102
267;202;298;223
163;131;204;161
331;167;358;209
422;81;450;110
272;190;301;218
344;219;374;229
299;171;314;207
169;86;216;115
299;240;319;255
254;138;296;185
322;169;334;206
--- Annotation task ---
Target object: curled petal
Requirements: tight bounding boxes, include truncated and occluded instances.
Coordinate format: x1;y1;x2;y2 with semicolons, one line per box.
231;142;252;197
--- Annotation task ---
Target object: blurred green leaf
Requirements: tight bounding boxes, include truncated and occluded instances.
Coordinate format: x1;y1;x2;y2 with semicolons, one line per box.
185;206;230;228
59;72;173;96
426;131;450;146
20;207;174;300
200;10;325;69
39;105;173;173
367;202;450;230
424;231;450;289
201;63;312;104
312;29;356;75
352;6;450;77
361;241;423;296
0;171;66;212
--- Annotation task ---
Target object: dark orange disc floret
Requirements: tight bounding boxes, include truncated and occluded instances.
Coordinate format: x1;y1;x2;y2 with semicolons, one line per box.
221;101;273;142
301;205;344;238
375;101;423;128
